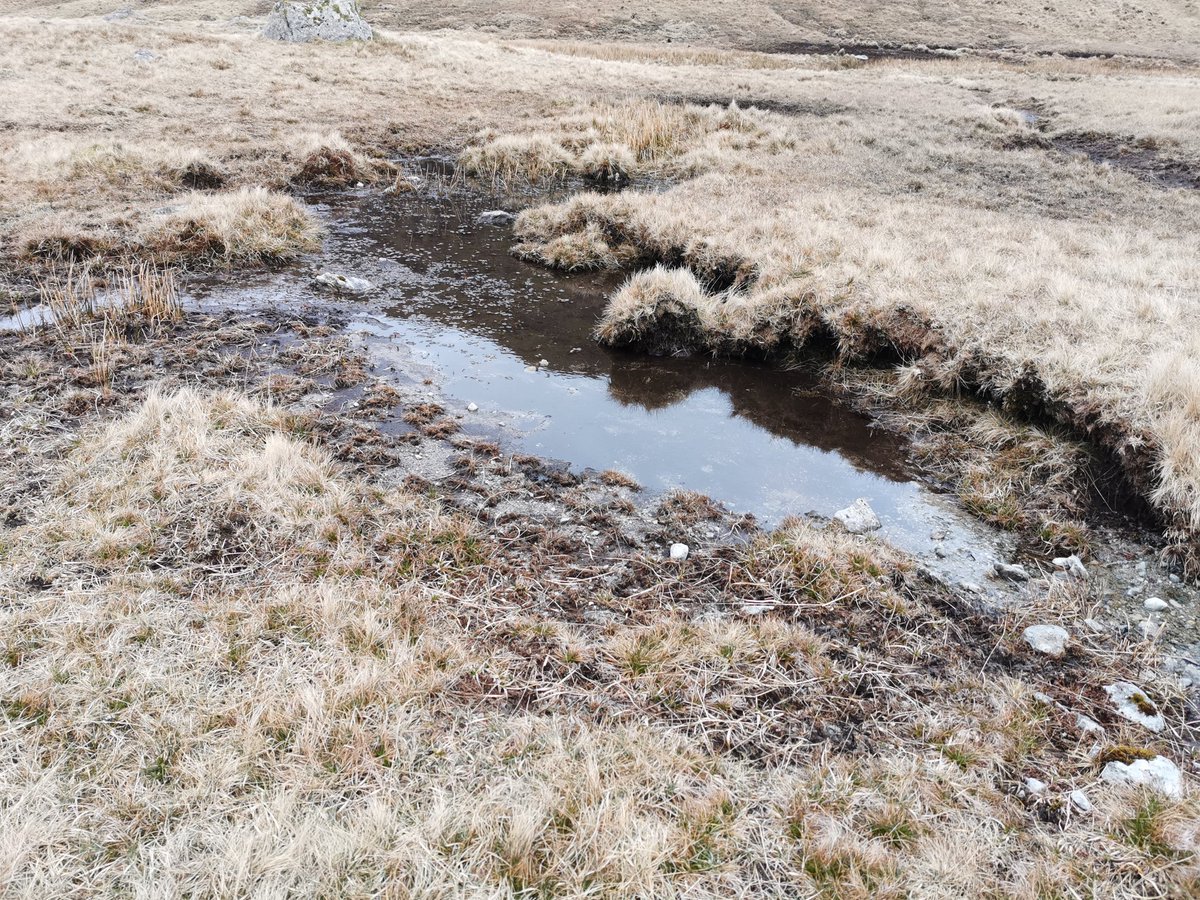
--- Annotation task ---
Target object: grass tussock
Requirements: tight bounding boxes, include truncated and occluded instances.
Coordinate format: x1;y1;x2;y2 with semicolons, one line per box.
149;187;322;264
459;100;792;187
289;131;383;188
0;389;1197;893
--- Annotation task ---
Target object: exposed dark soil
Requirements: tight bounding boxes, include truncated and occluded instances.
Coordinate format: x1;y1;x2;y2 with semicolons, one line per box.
759;40;961;61
654;92;851;118
1052;132;1200;190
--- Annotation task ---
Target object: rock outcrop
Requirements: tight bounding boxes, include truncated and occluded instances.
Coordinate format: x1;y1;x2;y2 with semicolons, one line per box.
262;1;372;43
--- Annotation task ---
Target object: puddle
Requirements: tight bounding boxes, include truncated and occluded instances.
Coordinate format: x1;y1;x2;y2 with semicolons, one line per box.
185;190;1019;591
655;93;850;118
762;41;961;62
0;304;51;332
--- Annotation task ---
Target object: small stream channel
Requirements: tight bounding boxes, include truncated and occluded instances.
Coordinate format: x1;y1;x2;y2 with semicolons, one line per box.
186;189;1020;592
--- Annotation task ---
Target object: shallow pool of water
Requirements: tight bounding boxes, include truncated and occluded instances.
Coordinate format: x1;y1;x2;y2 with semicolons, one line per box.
188;190;1016;586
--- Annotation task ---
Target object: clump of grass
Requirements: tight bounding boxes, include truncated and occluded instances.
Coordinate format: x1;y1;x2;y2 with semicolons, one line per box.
149;187;322;264
1096;745;1158;766
21;222;120;264
36;261;181;345
597;265;716;353
458;133;574;185
172;157;226;190
656;488;724;529
577;142;635;185
289;132;381;187
600;469;641;490
514;222;639;271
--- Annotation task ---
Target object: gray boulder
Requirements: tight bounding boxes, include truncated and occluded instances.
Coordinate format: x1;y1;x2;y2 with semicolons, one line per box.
263;1;372;43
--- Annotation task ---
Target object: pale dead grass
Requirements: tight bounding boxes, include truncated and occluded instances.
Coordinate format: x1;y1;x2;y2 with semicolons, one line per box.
0;388;1197;895
148;187;322;263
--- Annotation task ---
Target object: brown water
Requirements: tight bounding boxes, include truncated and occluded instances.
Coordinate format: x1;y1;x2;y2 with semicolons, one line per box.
186;190;1018;587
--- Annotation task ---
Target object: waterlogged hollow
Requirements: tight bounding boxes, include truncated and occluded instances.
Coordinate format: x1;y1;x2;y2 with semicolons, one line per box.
180;189;1019;588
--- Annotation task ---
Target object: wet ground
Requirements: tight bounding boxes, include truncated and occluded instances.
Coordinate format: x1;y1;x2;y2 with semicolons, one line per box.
7;185;1200;646
186;188;1022;592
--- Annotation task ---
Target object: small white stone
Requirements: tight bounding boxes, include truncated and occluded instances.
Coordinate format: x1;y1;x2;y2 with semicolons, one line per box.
832;498;882;534
1052;555;1089;580
1024;777;1048;795
1069;789;1093;813
466;402;479;412
1023;624;1069;658
539;359;550;367
524;365;538;372
1101;756;1183;799
1144;597;1169;612
994;562;1030;582
314;272;372;295
476;210;515;226
1076;713;1104;735
355;181;364;188
669;543;689;561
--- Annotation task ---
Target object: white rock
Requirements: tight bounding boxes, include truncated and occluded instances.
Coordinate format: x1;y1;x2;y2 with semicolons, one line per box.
314;272;372;295
1076;713;1104;735
1024;777;1048;795
1069;789;1093;813
1101;756;1183;799
1023;624;1069;658
669;543;689;561
476;210;515;226
1052;555;1089;580
994;562;1030;582
466;402;479;412
524;365;538;373
262;0;372;42
539;359;550;367
1104;681;1165;732
833;498;881;534
1144;597;1169;612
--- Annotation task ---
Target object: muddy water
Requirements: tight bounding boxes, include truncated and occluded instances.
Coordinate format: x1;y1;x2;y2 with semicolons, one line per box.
180;190;1018;589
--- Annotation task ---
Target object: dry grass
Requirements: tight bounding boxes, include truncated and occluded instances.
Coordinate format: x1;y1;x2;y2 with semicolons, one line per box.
0;388;1197;895
2;5;1200;891
147;187;322;264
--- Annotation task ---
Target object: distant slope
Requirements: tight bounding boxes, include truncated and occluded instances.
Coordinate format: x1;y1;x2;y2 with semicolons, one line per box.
10;0;1200;60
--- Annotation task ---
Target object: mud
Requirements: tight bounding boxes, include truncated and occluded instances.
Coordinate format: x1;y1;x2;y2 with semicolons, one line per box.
1053;132;1200;190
